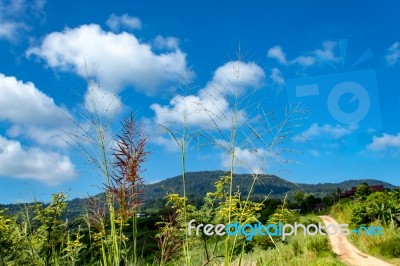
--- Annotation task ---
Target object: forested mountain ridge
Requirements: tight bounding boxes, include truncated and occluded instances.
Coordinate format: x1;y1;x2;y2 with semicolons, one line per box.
1;170;396;219
142;170;397;200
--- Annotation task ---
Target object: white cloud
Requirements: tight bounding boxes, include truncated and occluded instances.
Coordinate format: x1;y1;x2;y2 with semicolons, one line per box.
0;135;76;185
291;55;316;67
141;117;179;152
385;42;400;66
150;61;265;130
27;24;189;96
84;82;122;118
106;13;142;31
295;123;358;141
267;41;339;68
0;73;67;126
270;67;285;86
0;0;46;41
312;41;338;62
367;133;400;151
7;125;67;148
221;147;267;174
267;46;288;65
0;21;24;40
154;35;179;50
0;73;72;147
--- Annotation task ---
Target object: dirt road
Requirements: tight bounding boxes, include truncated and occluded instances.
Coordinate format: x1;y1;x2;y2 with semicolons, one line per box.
319;215;393;266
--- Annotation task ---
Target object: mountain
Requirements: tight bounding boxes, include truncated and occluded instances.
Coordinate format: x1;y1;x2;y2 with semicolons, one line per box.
1;171;397;219
142;170;397;200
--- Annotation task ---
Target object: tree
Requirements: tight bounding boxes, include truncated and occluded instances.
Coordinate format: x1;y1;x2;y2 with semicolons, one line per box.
355;183;372;201
336;187;341;201
294;191;304;208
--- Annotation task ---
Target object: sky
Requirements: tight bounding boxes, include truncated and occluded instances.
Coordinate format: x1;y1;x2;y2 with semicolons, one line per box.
0;0;399;203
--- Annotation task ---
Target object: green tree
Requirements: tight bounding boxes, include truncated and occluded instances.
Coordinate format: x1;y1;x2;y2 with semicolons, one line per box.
34;193;68;265
294;191;304;208
355;183;372;201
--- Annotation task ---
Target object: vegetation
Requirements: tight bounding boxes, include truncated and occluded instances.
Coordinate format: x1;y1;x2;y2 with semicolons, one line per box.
330;184;400;265
2;172;392;221
143;171;395;203
1;58;398;266
2;176;399;265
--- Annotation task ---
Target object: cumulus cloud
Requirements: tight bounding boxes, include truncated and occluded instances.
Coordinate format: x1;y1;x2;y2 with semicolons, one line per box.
267;46;288;65
0;0;46;41
367;133;400;151
0;136;76;185
27;24;189;96
154;35;180;50
141;118;180;152
0;73;67;126
7;125;67;148
294;123;358;141
84;82;122;117
221;147;267;174
312;41;338;62
106;13;142;31
0;21;25;40
150;61;265;130
385;42;400;66
270;67;285;86
267;41;338;67
0;73;72;147
291;55;316;67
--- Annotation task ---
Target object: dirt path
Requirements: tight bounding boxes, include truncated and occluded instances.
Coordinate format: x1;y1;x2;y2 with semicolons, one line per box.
319;215;393;266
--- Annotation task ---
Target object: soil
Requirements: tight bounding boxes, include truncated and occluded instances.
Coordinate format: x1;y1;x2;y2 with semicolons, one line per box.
319;215;393;266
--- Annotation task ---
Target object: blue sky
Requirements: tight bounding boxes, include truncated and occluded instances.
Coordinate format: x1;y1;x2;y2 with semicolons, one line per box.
1;0;400;203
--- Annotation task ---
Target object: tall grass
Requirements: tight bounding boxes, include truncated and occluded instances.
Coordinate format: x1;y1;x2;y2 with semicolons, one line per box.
330;194;400;265
238;233;345;266
1;57;310;265
62;78;149;265
194;56;303;265
153;54;304;265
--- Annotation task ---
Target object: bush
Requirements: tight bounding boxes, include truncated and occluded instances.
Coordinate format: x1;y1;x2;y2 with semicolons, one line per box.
378;237;400;258
350;203;370;227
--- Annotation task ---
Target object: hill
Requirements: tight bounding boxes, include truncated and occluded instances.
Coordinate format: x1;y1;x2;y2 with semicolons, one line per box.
143;170;397;200
1;171;397;220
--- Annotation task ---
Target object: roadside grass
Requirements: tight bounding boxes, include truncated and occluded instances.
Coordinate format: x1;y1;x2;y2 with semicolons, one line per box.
347;220;400;266
331;200;400;266
236;232;344;266
140;213;343;266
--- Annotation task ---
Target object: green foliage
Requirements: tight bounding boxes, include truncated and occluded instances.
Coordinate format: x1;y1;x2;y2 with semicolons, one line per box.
142;171;396;203
154;212;183;265
2;172;394;220
33;193;68;265
365;192;398;225
378;236;400;258
0;193;80;266
240;234;344;266
258;198;281;223
269;203;299;225
350;203;370;227
348;191;400;227
355;183;372;201
330;189;400;262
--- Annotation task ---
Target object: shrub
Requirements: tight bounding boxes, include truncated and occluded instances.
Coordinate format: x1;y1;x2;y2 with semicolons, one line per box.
378;237;400;258
350;203;371;227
